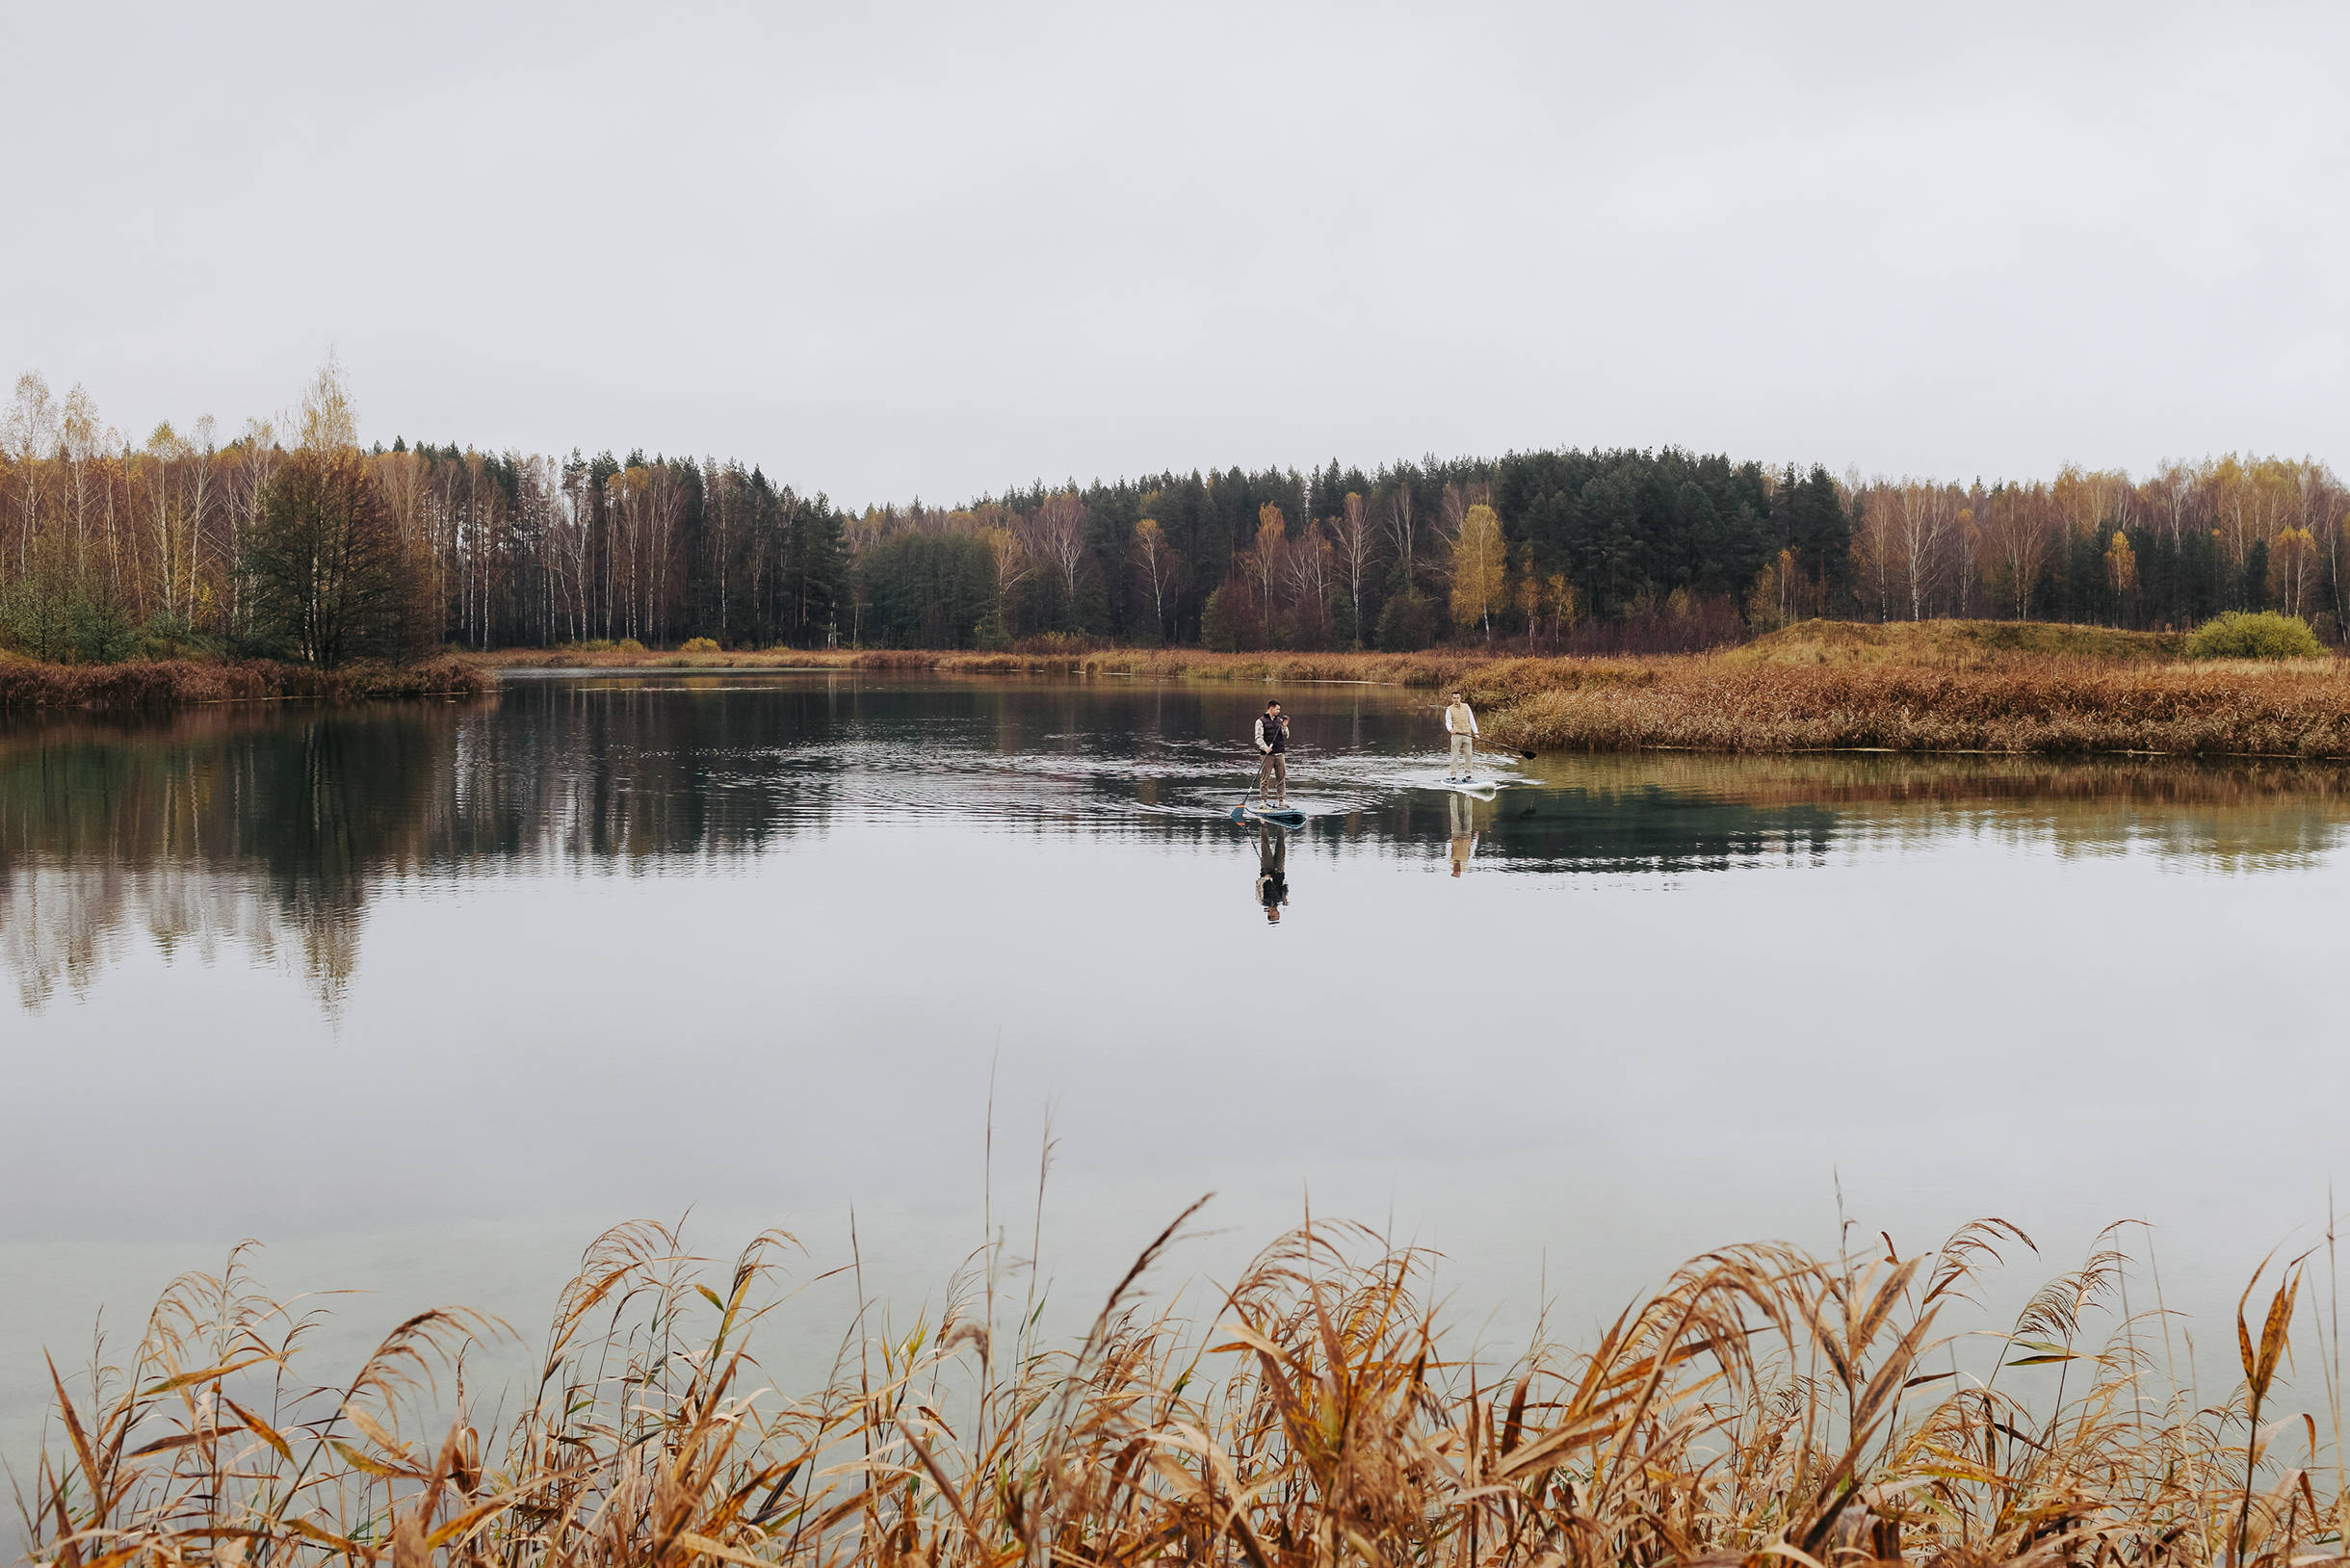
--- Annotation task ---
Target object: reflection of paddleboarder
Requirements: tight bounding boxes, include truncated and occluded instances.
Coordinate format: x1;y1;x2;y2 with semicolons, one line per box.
1448;790;1477;877
1444;690;1478;781
1254;823;1290;923
1254;700;1290;804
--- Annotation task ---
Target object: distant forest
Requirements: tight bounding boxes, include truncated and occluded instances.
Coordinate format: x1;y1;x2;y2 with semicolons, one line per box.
5;366;2346;660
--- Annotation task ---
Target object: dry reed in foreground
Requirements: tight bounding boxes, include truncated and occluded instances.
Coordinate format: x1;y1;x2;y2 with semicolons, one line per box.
18;1211;2346;1568
0;657;491;711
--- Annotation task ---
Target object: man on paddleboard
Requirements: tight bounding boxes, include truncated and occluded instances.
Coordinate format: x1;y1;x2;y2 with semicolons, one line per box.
1444;691;1478;780
1254;700;1290;804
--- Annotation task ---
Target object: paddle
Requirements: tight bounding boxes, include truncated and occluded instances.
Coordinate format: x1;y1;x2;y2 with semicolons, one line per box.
1458;732;1536;765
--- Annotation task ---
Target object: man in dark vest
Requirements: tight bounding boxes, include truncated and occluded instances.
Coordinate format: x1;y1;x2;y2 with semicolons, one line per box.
1252;699;1289;805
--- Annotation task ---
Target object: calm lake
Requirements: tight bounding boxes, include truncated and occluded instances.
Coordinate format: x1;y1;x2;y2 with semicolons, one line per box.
4;671;2346;1455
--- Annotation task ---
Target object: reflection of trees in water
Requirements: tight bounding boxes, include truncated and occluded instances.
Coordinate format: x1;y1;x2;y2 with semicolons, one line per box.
1503;753;2350;872
0;707;431;1011
454;682;820;861
1347;787;1838;875
0;687;816;1011
1;864;129;1009
0;863;352;1010
1265;752;2350;875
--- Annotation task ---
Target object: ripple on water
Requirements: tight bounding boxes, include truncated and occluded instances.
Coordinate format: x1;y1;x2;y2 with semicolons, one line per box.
746;740;1527;826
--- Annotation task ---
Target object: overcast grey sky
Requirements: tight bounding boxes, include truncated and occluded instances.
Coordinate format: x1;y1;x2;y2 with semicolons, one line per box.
6;2;2344;507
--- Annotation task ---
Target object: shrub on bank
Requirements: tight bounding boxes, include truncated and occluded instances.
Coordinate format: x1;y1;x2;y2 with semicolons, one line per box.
2182;612;2326;660
681;636;720;651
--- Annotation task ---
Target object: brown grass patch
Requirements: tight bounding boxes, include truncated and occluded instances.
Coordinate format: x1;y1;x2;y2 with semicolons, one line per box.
0;656;492;710
1492;659;2350;757
20;1211;2337;1568
1727;618;2190;667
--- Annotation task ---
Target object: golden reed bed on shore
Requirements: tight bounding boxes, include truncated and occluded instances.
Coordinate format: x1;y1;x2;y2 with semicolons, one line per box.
0;655;491;710
1484;661;2350;759
18;1212;2340;1568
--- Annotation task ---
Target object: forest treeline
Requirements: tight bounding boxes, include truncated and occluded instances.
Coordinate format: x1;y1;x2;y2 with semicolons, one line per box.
5;363;2346;661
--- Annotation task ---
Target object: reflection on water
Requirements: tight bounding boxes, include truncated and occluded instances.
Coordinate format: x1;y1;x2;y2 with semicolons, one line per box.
2;675;2347;1010
1253;823;1290;923
1532;752;2350;871
0;706;451;1009
1;864;355;1012
1448;792;1477;875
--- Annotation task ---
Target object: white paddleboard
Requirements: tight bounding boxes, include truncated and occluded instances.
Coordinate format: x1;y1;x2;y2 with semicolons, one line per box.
1431;776;1500;797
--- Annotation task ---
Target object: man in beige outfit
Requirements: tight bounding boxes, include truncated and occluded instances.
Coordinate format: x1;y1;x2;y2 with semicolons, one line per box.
1443;691;1478;780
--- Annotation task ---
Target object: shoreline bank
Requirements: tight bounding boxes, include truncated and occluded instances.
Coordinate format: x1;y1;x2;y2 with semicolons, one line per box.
9;623;2350;759
0;654;491;709
1484;659;2350;758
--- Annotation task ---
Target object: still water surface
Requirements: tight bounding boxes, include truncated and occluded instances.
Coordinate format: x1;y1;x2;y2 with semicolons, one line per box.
4;673;2346;1453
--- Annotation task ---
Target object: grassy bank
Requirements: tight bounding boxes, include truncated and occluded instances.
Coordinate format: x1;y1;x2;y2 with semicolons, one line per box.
466;642;1590;688
472;620;2194;679
1727;617;2191;666
0;654;491;709
1486;660;2350;757
23;1213;2337;1568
